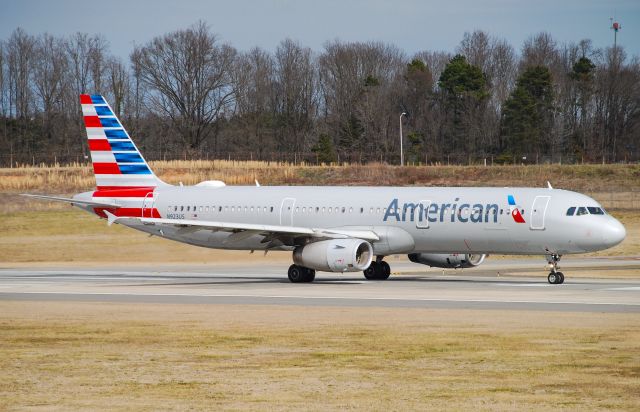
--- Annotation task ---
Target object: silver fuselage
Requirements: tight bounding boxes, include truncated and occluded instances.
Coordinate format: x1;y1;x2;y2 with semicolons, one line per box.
75;185;626;256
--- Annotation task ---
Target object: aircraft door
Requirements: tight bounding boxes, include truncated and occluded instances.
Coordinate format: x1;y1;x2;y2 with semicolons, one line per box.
415;200;431;229
280;198;296;226
530;196;550;230
142;192;155;218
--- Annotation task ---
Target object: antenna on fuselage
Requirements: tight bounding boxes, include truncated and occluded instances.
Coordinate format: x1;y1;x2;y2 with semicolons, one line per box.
547;181;553;190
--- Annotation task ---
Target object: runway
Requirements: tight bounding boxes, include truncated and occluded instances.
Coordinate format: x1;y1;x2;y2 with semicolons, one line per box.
1;258;640;312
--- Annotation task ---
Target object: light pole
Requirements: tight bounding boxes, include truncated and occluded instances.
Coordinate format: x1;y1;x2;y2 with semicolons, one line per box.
399;112;407;166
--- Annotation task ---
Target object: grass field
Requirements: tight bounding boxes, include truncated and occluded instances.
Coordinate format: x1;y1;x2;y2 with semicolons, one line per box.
1;164;638;410
2;161;640;193
1;302;638;410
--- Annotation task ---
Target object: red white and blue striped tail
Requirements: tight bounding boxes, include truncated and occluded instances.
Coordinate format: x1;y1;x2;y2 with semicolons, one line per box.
81;94;166;191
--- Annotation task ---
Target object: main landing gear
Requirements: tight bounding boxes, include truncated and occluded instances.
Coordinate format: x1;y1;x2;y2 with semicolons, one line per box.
363;257;391;280
288;264;315;283
546;254;564;285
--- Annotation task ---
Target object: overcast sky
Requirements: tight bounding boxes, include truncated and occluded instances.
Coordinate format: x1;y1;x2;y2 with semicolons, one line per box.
1;0;638;60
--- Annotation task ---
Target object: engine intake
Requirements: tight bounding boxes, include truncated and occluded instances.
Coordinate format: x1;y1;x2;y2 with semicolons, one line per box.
293;239;373;272
408;253;486;269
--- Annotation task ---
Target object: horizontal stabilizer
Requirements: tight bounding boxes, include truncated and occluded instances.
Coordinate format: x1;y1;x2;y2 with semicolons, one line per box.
21;194;119;208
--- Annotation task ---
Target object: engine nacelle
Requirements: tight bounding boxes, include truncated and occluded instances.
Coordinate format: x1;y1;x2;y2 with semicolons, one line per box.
293;239;373;272
408;253;486;269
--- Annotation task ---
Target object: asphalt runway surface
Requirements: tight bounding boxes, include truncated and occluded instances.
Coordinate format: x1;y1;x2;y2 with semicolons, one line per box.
1;258;639;313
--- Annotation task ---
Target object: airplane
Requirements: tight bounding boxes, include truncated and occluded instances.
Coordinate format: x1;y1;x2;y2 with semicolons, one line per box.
25;95;627;284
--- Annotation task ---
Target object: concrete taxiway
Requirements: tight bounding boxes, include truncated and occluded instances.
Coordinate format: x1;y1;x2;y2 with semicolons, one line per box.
1;257;639;313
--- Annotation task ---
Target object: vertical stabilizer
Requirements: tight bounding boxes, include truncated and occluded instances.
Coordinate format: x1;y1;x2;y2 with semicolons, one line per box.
80;94;166;190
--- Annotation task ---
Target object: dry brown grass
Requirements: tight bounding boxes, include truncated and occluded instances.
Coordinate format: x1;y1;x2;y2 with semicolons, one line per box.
1;302;638;411
2;161;639;194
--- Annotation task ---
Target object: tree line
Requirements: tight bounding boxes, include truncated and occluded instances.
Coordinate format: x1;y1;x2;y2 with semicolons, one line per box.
0;22;638;166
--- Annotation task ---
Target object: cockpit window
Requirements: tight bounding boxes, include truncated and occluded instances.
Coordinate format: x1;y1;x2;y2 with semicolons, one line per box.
576;207;588;216
587;207;604;215
566;207;576;216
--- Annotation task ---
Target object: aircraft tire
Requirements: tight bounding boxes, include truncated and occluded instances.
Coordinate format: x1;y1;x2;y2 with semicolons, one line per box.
379;261;391;280
288;264;305;283
547;272;558;284
363;263;379;280
304;268;316;283
556;272;564;284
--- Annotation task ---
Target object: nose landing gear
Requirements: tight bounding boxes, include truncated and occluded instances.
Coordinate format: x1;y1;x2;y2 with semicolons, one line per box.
546;254;564;284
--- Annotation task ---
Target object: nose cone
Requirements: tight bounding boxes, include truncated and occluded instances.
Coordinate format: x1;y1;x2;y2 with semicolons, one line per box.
602;218;626;248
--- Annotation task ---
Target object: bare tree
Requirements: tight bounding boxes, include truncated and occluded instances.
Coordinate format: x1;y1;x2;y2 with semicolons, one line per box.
131;21;236;152
7;28;35;118
103;57;128;118
273;39;317;153
232;47;275;155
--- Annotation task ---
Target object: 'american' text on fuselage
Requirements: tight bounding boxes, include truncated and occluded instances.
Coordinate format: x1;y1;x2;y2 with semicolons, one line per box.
383;198;500;224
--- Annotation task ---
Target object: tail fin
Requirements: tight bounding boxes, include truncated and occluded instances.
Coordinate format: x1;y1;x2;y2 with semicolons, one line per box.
80;94;166;190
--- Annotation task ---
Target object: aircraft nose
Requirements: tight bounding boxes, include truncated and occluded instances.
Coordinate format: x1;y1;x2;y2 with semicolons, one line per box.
602;218;626;248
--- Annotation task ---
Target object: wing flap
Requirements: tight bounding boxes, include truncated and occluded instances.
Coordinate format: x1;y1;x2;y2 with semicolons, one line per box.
106;214;380;242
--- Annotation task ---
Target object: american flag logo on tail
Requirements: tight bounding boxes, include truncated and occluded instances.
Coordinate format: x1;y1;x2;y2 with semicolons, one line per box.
81;94;164;191
81;94;165;218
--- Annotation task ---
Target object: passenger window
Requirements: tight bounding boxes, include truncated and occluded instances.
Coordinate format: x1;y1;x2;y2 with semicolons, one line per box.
193;205;196;211
187;206;190;211
566;207;576;216
180;206;184;212
342;207;346;213
328;207;332;213
174;206;177;212
360;207;363;213
219;206;222;212
588;207;604;215
270;206;274;212
199;206;203;212
576;207;588;216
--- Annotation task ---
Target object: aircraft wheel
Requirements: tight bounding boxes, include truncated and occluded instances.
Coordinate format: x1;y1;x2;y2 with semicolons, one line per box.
379;261;391;280
288;264;304;283
547;272;558;284
304;268;316;283
363;262;379;280
556;272;565;284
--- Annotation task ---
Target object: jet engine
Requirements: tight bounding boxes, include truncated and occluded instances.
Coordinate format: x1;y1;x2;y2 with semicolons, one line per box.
408;253;486;269
293;239;373;272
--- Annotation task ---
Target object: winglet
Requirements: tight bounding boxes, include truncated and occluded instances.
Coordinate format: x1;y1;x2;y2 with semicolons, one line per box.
103;210;118;226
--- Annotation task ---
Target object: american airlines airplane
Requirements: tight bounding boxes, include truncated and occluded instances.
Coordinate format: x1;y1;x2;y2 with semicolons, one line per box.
26;95;626;284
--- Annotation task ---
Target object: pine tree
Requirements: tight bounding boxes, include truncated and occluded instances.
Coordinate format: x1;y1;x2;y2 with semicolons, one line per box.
500;66;554;157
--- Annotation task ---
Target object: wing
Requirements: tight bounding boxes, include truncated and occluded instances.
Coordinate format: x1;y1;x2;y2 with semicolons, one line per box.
104;212;380;245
